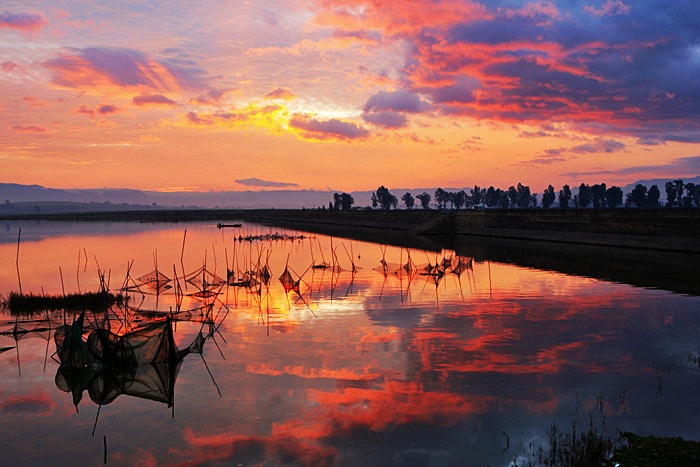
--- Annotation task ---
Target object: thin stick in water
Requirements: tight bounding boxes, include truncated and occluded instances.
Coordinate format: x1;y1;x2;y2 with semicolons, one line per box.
16;228;22;294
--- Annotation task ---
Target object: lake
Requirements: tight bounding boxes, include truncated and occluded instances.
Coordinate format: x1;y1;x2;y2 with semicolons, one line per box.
1;220;699;466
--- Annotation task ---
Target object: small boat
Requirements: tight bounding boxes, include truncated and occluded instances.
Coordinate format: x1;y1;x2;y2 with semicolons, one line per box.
216;223;242;229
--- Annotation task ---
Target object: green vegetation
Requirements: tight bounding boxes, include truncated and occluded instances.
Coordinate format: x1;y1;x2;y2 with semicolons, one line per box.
513;422;700;467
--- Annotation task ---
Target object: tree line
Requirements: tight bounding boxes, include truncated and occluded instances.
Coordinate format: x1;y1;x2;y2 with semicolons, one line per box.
328;179;700;211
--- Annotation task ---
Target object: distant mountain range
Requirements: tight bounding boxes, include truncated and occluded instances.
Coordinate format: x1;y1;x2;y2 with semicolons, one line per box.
1;177;698;214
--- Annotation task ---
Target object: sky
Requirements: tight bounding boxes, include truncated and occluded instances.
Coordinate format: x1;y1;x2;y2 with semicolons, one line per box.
1;0;699;193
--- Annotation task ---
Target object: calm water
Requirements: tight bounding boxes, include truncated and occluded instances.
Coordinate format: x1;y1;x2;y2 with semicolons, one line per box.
1;220;699;466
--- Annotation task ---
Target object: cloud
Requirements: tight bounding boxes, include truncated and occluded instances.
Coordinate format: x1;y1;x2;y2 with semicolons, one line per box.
289;114;369;141
570;138;626;154
97;104;118;114
563;155;700;179
186;111;213;125
44;47;206;93
12;125;46;133
0;11;46;31
361;90;431;129
313;0;698;139
189;88;233;105
362;111;407;129
132;94;176;106
2;61;17;71
363;90;431;114
584;1;632;17
264;87;296;100
235;178;299;188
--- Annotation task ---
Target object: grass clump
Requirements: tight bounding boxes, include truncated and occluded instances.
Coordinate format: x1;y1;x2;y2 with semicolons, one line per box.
2;291;126;315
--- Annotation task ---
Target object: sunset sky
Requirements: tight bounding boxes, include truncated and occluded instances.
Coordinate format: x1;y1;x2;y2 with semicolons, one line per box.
2;1;699;193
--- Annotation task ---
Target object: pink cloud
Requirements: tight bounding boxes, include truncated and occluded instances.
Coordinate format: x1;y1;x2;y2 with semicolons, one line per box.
1;61;17;71
0;11;46;31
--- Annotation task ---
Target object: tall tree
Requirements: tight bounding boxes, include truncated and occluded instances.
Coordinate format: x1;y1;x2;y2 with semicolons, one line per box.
591;183;607;208
416;192;431;209
558;185;572;209
578;183;591;208
453;190;467;210
542;185;556;208
628;184;648;208
375;186;396;210
401;192;415;209
471;185;483;207
516;183;532;208
605;186;623;208
434;188;449;209
507;186;518;208
647;185;660;208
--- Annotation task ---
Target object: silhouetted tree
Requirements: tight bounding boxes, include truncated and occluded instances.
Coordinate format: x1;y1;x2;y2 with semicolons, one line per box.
578;183;591;208
416;192;431;209
647;185;660;208
471;185;483;207
374;186;397;210
591;183;607;208
516;183;532;208
453;190;467;210
542;185;556;208
627;184;648;208
558;185;572;208
685;182;700;207
434;188;449;209
401;192;415;209
333;192;354;210
605;186;623;208
665;179;684;207
371;193;378;208
507;186;518;208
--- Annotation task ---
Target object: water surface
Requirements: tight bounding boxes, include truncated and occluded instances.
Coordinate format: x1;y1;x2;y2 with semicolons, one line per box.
1;220;699;466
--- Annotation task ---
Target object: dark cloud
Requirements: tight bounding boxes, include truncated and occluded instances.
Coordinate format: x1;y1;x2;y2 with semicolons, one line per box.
0;11;46;31
235;178;299;188
403;1;700;137
132;94;176;106
363;90;430;114
289;114;369;140
570;138;625;154
97;104;118;114
362;111;407;129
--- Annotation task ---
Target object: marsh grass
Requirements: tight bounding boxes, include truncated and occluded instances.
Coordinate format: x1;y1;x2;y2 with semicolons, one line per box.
2;291;126;315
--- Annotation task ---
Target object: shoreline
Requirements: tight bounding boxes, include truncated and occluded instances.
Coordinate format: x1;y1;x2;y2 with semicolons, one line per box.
2;207;698;253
